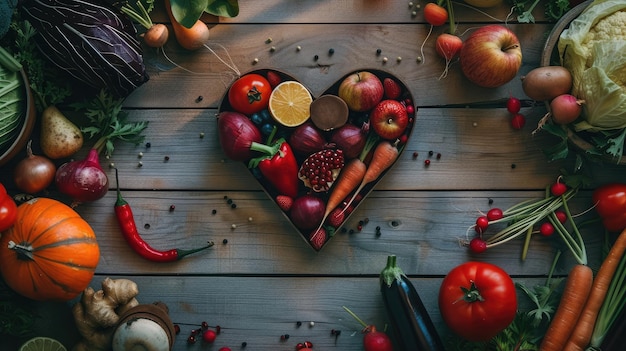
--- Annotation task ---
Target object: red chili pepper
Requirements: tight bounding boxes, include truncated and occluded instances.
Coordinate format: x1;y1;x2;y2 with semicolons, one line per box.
0;182;18;232
592;183;626;232
113;169;213;262
248;134;299;198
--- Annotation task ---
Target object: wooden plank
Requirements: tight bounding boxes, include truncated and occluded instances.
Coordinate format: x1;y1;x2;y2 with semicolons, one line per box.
20;275;561;351
45;106;622;194
124;23;551;109
76;190;604;277
150;1;553;24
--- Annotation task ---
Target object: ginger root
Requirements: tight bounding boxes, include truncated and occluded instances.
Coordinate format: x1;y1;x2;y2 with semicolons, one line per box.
72;277;140;351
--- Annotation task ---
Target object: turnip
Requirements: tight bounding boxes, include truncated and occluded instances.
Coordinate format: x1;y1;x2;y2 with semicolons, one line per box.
121;1;169;48
55;148;109;206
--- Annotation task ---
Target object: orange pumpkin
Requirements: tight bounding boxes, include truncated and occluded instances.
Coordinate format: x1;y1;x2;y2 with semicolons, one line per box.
0;197;100;301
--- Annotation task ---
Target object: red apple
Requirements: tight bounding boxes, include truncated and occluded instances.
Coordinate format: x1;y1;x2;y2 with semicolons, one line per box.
370;100;409;140
338;71;384;112
459;25;522;88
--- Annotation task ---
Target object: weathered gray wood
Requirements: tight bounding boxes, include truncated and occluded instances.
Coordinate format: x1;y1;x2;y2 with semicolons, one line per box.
125;23;551;109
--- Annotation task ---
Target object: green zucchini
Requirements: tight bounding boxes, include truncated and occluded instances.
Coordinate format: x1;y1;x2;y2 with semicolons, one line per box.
380;255;445;351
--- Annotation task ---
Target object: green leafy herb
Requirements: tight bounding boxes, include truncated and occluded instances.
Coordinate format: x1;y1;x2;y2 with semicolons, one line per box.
72;90;149;157
509;0;572;23
0;277;37;338
170;0;239;28
8;17;71;111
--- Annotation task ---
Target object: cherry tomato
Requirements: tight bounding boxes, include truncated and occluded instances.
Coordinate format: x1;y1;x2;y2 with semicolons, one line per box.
592;183;626;232
0;183;17;232
438;261;517;342
228;74;272;115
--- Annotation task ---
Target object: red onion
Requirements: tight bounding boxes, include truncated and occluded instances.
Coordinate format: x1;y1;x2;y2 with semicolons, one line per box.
55;148;109;204
330;124;367;159
218;111;263;161
13;141;57;194
289;122;329;155
290;194;325;231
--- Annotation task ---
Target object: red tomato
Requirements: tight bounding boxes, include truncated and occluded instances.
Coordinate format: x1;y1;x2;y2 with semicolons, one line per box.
592;183;626;232
228;74;272;115
438;261;517;342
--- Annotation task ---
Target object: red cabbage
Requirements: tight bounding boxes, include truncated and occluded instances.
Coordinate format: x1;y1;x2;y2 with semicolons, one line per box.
20;0;148;97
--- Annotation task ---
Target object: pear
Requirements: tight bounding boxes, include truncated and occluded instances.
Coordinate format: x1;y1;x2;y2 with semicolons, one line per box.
40;105;84;159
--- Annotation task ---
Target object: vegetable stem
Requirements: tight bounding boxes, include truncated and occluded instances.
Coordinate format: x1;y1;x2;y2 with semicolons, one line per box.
343;306;368;328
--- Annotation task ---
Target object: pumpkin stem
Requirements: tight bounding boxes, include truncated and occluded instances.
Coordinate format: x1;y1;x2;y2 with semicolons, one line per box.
7;240;35;261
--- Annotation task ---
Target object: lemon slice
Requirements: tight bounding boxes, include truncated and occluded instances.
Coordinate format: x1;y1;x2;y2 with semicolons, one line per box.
268;81;313;127
19;337;67;351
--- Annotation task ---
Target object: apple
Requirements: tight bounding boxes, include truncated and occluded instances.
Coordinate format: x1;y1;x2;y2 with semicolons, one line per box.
459;25;522;88
370;100;409;140
338;71;384;112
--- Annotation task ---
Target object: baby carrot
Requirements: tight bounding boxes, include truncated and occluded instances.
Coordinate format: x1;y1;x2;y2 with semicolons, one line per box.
563;227;626;351
165;0;210;51
539;264;593;351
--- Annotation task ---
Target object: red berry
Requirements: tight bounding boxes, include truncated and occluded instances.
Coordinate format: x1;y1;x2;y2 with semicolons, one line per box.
201;321;209;330
475;216;489;234
406;104;415;115
276;195;293;212
506;96;521;114
309;227;327;251
540;222;555;237
328;208;345;228
424;159;431;166
202;329;217;343
383;77;402;99
487;208;503;221
555;210;567;223
187;335;197;344
174;324;180;334
469;237;488;253
219;348;232;351
511;113;526;130
551;182;567;196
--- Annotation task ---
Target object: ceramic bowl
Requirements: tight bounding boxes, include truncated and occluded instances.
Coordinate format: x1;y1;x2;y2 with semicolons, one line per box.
0;69;36;167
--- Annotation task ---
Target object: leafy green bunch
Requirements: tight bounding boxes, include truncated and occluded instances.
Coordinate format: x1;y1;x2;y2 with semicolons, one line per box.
509;0;573;23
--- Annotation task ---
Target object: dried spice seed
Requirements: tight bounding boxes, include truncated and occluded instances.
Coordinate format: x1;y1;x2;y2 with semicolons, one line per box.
174;324;180;334
145;142;151;148
212;209;217;214
328;48;335;55
412;152;418;159
164;156;170;161
296;321;302;327
376;48;382;55
144;223;150;229
201;321;209;330
216;325;221;334
227;199;233;204
436;152;441;159
428;150;434;156
424;159;431;166
195;96;203;103
511;163;516;169
314;54;319;61
169;205;175;212
231;203;237;209
223;239;228;244
488;198;494;205
241;342;247;347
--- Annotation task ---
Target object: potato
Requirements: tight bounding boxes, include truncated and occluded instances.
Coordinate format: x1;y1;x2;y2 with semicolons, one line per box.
40;105;84;159
521;66;573;101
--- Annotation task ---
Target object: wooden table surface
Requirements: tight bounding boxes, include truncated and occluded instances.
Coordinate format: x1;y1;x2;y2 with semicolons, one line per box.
2;1;624;350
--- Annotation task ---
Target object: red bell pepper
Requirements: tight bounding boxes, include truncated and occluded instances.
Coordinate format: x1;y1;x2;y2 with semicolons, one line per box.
248;138;299;198
592;183;626;232
0;183;18;232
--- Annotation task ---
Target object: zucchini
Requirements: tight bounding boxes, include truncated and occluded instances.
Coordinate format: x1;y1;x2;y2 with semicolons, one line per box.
380;255;445;351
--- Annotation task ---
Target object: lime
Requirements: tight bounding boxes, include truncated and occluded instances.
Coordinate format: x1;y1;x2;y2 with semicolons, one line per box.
268;81;312;127
19;337;67;351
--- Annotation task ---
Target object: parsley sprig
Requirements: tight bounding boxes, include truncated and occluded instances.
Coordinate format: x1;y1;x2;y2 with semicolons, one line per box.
73;90;149;157
509;0;573;23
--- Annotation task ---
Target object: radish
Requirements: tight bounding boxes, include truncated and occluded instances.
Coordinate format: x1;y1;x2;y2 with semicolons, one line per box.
550;94;585;125
343;306;393;351
121;1;169;48
435;33;463;79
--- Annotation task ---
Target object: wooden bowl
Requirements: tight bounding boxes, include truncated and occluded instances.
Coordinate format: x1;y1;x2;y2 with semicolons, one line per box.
540;0;626;165
0;69;36;167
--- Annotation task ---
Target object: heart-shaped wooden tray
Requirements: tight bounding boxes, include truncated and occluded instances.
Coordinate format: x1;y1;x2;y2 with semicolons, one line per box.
218;69;416;251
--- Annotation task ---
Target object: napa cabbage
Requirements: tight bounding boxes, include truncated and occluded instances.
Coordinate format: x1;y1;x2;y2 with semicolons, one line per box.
558;0;626;132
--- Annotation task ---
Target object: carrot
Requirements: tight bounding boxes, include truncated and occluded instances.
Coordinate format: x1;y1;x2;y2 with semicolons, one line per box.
539;264;593;351
563;227;626;351
339;140;399;216
312;157;367;234
165;0;210;51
